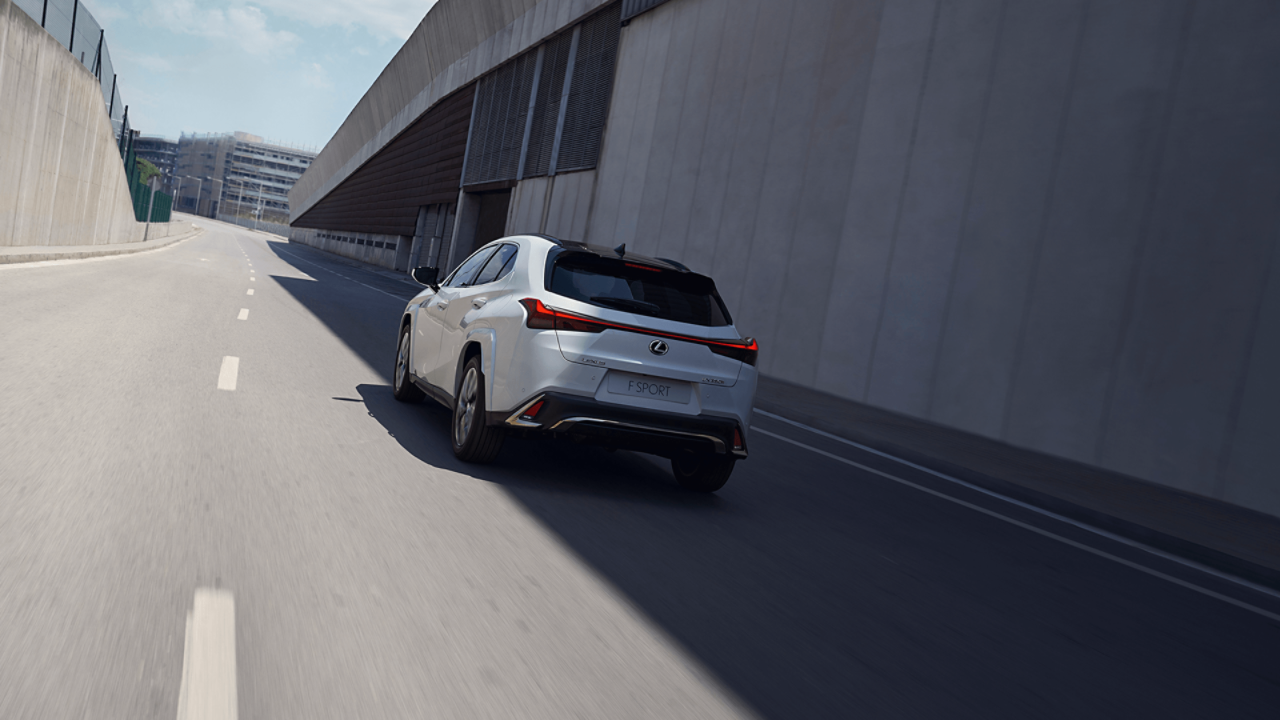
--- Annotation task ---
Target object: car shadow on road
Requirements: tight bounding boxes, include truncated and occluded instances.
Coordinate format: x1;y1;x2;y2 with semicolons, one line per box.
354;382;719;507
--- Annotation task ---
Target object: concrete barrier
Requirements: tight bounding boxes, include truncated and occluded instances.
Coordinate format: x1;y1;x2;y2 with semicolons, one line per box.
0;0;150;248
0;217;202;264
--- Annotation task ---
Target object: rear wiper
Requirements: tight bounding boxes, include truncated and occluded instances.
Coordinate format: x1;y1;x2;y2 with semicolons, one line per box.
590;296;660;314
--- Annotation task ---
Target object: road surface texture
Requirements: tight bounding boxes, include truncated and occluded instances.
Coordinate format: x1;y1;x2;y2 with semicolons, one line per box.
1;218;1277;719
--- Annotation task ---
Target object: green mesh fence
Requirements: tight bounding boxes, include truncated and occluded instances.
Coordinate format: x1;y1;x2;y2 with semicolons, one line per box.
122;136;172;223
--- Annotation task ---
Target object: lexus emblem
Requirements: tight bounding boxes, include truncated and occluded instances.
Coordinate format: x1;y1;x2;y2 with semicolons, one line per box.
648;339;669;356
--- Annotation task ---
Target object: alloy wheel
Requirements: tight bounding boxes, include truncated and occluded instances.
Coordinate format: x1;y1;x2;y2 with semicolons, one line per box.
396;332;410;390
455;367;479;446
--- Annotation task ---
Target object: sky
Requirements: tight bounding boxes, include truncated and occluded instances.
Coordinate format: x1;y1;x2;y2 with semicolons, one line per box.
77;0;440;151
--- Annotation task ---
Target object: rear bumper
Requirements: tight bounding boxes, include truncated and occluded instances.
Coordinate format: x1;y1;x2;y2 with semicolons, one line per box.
491;392;747;459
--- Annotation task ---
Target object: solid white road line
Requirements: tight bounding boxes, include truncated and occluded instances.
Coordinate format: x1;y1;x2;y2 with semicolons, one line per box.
246;289;254;295
753;409;1280;603
175;588;237;720
237;309;249;320
752;427;1280;623
176;609;192;719
217;357;239;391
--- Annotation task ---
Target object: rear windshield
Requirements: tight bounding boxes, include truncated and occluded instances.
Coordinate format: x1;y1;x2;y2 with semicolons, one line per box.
548;253;732;327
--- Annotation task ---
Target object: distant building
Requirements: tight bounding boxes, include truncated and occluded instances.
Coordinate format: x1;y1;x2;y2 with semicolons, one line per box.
173;131;316;224
132;136;179;195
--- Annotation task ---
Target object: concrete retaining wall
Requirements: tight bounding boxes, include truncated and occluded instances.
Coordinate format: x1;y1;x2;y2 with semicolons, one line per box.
0;0;143;248
288;226;404;270
589;0;1280;515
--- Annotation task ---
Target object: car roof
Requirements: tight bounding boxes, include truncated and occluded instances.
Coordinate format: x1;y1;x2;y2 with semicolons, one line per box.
514;234;692;273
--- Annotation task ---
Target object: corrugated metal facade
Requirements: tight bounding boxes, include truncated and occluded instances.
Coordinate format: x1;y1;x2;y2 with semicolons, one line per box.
291;85;475;236
464;3;621;187
556;7;621;173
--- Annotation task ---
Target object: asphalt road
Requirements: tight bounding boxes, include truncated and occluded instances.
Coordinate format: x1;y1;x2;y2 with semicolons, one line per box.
1;218;1277;719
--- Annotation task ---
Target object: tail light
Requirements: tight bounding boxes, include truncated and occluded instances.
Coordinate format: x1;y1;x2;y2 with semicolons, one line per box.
519;298;606;333
518;298;760;366
733;427;745;451
709;338;758;366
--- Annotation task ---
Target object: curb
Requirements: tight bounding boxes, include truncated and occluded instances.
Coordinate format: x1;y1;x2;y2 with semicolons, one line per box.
0;227;204;264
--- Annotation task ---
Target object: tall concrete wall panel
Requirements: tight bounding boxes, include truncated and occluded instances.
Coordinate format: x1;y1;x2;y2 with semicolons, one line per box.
929;0;1084;436
1001;1;1189;464
507;170;596;241
508;176;551;235
589;0;1280;515
1223;247;1280;513
0;0;141;247
1098;1;1280;497
814;0;936;401
543;171;596;241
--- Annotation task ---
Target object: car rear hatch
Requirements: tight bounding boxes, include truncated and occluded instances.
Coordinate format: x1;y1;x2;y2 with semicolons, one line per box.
526;250;756;412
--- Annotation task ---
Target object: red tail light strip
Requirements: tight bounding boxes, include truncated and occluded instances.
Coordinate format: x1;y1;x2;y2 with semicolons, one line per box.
519;298;759;366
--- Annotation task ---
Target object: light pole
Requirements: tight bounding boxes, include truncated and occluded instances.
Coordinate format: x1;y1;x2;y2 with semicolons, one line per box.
226;177;252;229
143;177;158;242
255;184;265;231
211;179;223;219
185;176;203;215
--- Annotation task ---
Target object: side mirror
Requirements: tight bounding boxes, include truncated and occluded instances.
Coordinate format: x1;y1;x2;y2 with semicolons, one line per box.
411;266;439;289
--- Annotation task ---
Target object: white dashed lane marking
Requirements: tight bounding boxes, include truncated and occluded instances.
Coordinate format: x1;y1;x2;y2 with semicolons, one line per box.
237;309;249;320
246;289;254;295
249;277;255;282
175;588;237;720
217;357;239;391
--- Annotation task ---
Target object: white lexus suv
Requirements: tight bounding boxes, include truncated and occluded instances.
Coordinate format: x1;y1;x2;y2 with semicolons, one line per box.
392;234;758;492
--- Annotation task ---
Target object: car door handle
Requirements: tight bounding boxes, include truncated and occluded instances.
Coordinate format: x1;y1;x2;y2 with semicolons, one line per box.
435;302;448;311
472;297;488;309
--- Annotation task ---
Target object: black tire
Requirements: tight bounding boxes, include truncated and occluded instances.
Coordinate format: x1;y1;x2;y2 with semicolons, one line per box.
671;454;735;493
392;323;425;403
451;355;504;463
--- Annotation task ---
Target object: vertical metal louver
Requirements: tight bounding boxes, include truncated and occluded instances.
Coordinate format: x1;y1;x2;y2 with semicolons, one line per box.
464;52;537;186
522;31;574;178
462;2;623;186
555;3;622;173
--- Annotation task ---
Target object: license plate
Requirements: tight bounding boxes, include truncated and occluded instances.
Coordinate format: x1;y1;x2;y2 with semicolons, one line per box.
606;371;691;404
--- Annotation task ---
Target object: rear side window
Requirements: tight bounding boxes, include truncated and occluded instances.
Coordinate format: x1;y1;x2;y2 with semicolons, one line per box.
472;244;518;286
549;254;732;327
445;246;499;288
